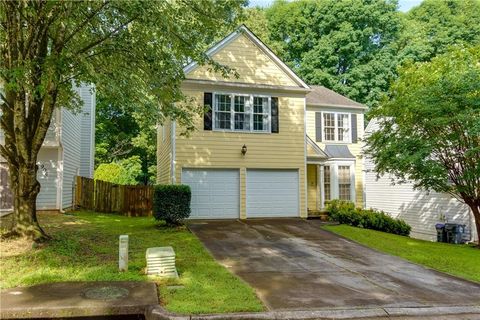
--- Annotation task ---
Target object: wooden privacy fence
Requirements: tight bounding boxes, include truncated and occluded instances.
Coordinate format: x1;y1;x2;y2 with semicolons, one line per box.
75;176;153;217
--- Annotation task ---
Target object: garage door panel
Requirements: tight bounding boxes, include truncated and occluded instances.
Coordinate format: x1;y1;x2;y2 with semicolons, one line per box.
247;169;299;218
182;169;239;219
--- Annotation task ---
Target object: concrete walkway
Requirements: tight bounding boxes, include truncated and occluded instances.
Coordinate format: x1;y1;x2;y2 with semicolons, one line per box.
1;281;158;319
188;219;480;312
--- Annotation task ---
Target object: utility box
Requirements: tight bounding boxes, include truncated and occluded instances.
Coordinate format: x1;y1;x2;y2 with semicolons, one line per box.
146;247;178;278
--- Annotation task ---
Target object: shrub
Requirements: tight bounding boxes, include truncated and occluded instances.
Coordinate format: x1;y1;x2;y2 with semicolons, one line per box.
325;200;411;236
153;185;191;225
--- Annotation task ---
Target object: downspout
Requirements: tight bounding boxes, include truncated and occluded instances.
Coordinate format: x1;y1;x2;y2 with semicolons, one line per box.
170;120;176;184
57;108;65;213
303;98;307;218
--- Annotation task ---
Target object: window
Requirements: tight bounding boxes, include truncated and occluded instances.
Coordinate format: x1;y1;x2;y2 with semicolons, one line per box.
234;95;250;130
214;94;231;130
321;163;354;207
213;93;270;132
338;166;351;200
323;112;351;142
324;165;331;201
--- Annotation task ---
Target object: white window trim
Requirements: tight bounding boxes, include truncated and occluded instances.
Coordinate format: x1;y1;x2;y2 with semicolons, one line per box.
321;111;352;143
213;92;271;133
320;161;356;208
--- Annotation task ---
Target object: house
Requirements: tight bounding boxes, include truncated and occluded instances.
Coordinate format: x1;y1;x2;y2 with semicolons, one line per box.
157;25;366;219
364;119;478;242
0;84;95;213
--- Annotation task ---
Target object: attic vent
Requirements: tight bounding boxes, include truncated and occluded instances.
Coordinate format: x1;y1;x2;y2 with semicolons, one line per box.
146;247;178;278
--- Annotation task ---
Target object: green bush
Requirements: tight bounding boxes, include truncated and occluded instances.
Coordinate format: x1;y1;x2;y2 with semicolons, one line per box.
325;200;411;236
153;185;191;225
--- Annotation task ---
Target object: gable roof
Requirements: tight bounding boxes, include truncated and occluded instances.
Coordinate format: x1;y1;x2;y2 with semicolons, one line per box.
306;135;329;158
306;85;367;110
183;25;309;89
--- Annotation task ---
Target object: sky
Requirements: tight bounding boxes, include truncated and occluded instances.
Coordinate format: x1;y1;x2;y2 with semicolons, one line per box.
248;0;423;12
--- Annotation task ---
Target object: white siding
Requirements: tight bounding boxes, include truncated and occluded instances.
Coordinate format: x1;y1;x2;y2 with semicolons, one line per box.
0;84;95;210
61;107;81;209
78;85;95;178
60;84;95;209
36;148;60;210
364;120;478;242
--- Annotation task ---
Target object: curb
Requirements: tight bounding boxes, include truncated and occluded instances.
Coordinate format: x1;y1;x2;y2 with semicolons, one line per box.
145;305;480;320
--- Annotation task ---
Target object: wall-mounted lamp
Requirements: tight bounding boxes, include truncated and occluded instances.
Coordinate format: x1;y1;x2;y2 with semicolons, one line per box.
241;144;247;156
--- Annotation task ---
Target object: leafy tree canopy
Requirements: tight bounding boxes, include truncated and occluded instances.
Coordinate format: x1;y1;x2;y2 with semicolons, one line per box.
0;0;244;240
365;46;480;239
94;156;142;185
265;0;400;107
396;0;480;64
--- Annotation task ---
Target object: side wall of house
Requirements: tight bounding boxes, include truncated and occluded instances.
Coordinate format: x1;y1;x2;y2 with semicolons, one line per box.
157;120;172;184
36;148;60;210
306;108;365;208
61;84;95;209
78;85;96;178
364;155;478;242
61;107;82;209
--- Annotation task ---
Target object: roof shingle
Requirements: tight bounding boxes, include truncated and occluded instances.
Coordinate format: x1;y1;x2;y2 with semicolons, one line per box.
306;85;367;109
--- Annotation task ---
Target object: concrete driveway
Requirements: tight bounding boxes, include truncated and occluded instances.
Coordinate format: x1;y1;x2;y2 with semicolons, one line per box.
188;219;480;311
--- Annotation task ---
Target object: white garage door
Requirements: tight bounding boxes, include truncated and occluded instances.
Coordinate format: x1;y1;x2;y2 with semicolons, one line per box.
182;169;239;219
247;169;299;218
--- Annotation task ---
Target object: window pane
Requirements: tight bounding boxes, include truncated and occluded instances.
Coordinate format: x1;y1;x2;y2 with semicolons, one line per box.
324;166;330;201
216;94;231;112
235;113;250;130
337;114;349;141
234;96;245;112
323;113;335;141
325;128;335;141
254;114;264;131
338;165;351;200
215;112;231;130
253;96;269;131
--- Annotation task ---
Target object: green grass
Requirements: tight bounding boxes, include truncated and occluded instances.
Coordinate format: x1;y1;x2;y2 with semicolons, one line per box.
323;224;480;283
0;211;264;314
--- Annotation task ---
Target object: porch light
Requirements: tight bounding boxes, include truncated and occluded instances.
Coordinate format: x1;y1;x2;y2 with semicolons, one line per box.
241;144;247;156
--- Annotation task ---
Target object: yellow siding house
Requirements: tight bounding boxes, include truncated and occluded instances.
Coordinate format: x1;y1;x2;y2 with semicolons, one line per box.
157;25;366;219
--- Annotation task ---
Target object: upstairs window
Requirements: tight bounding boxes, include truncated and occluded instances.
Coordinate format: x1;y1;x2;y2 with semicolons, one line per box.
213;93;270;133
323;112;351;143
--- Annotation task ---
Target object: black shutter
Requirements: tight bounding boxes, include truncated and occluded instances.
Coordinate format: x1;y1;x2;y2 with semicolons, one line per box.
351;114;358;143
271;97;279;133
204;92;212;131
315;112;322;142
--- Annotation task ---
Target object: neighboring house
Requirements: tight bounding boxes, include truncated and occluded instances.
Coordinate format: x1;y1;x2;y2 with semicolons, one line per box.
364;119;478;242
0;84;95;213
157;25;366;219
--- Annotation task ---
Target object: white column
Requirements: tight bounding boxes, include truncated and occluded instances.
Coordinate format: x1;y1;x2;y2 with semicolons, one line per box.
320;165;325;209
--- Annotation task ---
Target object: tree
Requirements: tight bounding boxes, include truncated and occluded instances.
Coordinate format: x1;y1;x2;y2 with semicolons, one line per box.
94;156;142;185
365;46;480;243
266;0;400;107
0;0;244;241
395;0;480;64
95;95;156;184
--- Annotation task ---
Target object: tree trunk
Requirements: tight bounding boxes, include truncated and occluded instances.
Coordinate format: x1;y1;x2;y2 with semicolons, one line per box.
8;162;49;242
466;202;480;247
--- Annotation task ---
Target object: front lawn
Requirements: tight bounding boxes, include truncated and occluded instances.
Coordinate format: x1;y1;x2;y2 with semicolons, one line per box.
0;211;263;314
323;225;480;283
